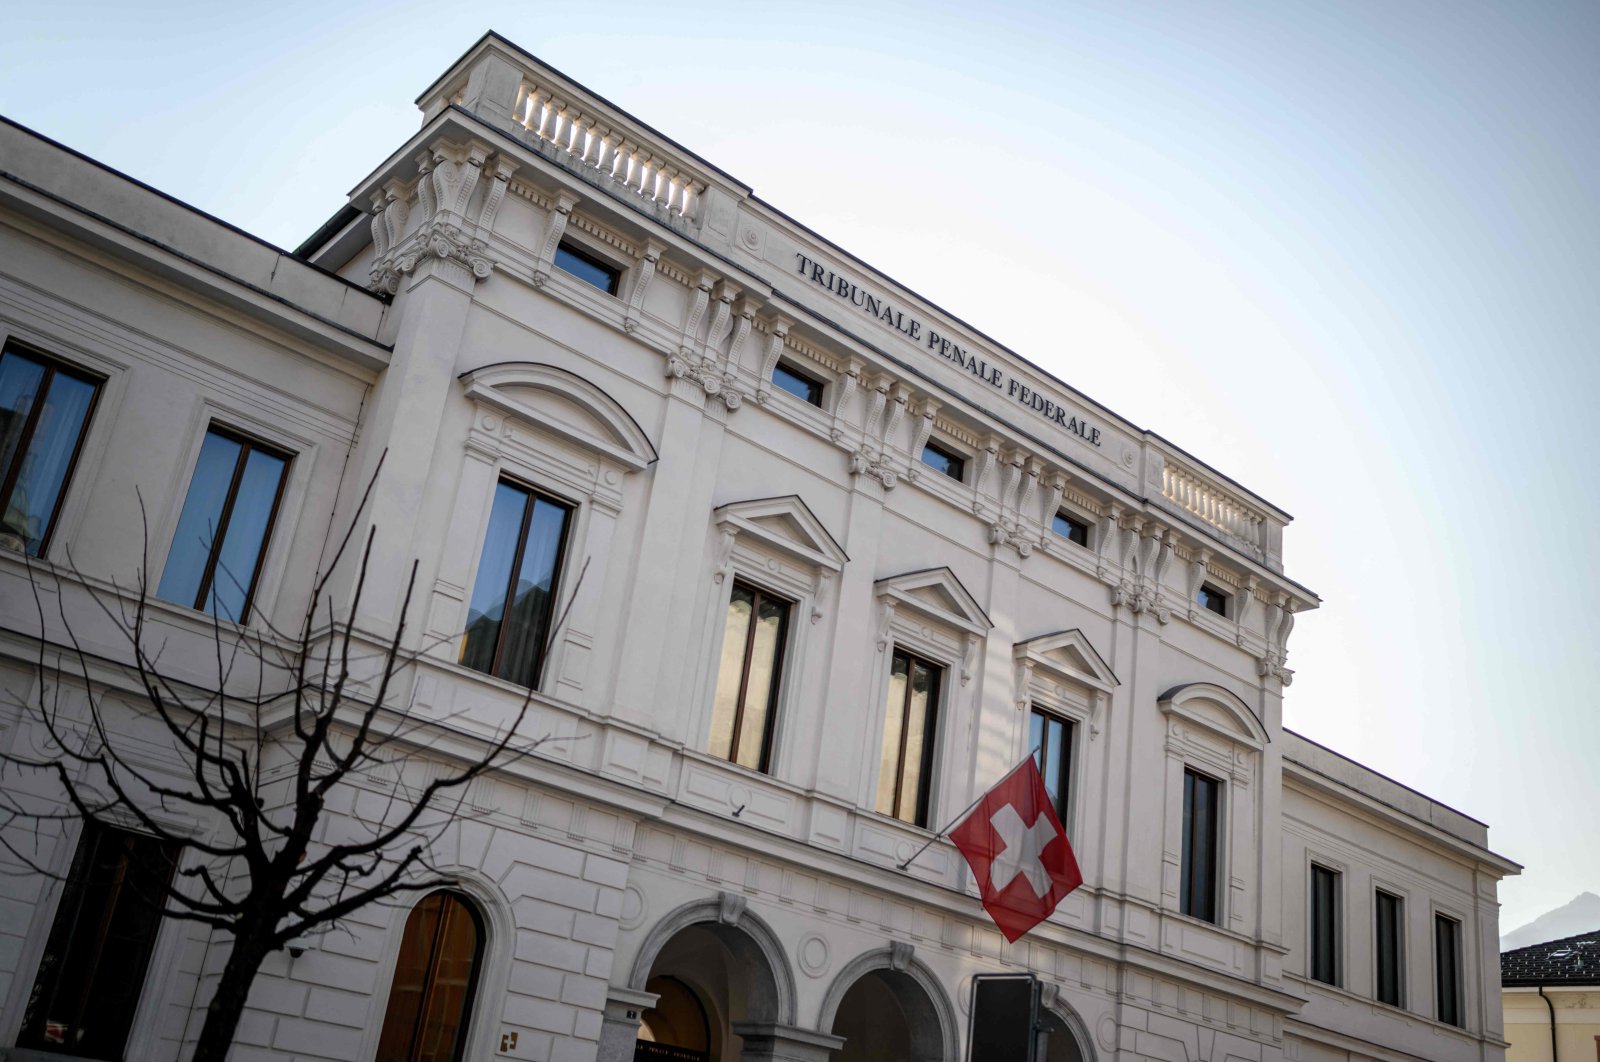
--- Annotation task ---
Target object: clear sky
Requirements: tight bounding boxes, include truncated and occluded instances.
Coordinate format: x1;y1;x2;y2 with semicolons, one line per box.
2;1;1594;932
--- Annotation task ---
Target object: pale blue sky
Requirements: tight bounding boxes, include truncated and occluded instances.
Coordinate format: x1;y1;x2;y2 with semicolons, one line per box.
2;1;1594;932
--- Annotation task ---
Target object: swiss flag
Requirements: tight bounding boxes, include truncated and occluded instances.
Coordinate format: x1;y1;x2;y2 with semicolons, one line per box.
949;757;1083;942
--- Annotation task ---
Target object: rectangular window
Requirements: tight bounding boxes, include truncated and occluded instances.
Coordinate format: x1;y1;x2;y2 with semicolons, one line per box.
1029;708;1074;827
770;362;824;407
460;479;573;690
554;241;621;294
876;649;942;827
1180;768;1221;923
920;441;965;482
1197;583;1229;616
1434;913;1462;1027
709;581;790;772
1376;890;1404;1007
19;822;179;1060
0;342;101;557
156;427;290;622
1309;864;1341;985
1051;511;1089;548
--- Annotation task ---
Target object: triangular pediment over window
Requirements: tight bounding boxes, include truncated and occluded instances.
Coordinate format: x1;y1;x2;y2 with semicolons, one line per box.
712;496;848;571
1158;682;1268;749
875;568;990;636
1014;630;1118;694
459;361;657;469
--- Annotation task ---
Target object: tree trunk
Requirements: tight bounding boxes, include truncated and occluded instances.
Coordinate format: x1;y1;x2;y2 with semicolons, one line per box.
189;928;275;1062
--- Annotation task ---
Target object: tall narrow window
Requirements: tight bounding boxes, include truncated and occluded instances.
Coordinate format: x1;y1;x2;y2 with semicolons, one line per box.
157;427;290;622
0;343;101;557
553;241;621;294
1180;768;1221;923
708;582;790;772
1375;890;1404;1006
876;649;942;827
1434;913;1462;1027
461;480;573;690
1309;864;1341;985
375;891;485;1062
18;822;178;1060
1029;708;1074;827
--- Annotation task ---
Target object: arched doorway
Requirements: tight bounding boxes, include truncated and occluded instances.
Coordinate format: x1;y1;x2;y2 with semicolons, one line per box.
1037;1009;1085;1062
821;950;955;1062
375;890;486;1062
629;900;794;1062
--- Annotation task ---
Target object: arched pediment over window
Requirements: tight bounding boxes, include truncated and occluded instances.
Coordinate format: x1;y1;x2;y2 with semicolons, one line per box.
1157;681;1269;750
459;361;657;470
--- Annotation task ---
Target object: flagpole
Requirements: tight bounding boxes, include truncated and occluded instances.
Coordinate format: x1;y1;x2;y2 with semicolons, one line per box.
895;746;1041;872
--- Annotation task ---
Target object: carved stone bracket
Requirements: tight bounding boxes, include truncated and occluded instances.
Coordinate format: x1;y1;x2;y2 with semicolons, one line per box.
531;190;579;288
622;239;664;333
369;139;514;293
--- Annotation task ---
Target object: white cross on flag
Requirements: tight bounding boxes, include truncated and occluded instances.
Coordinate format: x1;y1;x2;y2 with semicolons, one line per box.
949;757;1083;942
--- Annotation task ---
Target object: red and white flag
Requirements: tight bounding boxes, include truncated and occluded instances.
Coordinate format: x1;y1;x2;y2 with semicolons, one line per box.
949;757;1083;942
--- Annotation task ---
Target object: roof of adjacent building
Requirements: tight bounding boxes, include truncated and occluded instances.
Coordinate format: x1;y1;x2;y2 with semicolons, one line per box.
1501;929;1600;986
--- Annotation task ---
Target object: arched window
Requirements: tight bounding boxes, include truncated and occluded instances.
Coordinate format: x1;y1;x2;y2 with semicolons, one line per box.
375;891;485;1062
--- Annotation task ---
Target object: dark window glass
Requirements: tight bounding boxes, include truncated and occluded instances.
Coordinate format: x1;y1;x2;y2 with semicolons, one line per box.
0;344;101;557
18;822;178;1060
709;582;790;773
157;427;290;622
920;442;965;482
876;649;942;826
1051;511;1089;547
1376;891;1404;1006
1310;864;1340;985
1180;768;1221;923
375;891;485;1062
553;241;620;294
460;480;572;690
1434;913;1462;1027
771;362;824;407
1029;708;1074;827
1197;583;1229;616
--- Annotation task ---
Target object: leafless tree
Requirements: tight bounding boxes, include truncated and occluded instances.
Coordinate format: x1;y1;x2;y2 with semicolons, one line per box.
0;464;578;1062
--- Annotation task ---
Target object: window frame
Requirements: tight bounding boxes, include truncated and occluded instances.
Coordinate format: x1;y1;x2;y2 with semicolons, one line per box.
919;439;966;483
770;360;825;407
374;890;487;1062
1179;766;1223;924
877;646;945;828
1050;509;1090;549
1374;888;1406;1008
708;579;793;774
1197;582;1230;617
15;821;179;1061
0;340;105;558
1433;911;1464;1028
157;423;293;623
458;476;576;692
1028;705;1076;829
553;239;622;295
1308;862;1342;986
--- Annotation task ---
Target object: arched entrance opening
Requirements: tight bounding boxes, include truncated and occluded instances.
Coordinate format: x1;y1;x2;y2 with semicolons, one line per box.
1038;1008;1088;1062
630;907;791;1062
823;958;952;1062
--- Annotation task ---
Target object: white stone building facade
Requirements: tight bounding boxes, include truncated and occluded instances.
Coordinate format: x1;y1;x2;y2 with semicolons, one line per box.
0;33;1518;1062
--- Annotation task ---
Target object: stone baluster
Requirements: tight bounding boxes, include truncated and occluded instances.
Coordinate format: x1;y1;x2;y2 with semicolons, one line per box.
682;180;705;220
